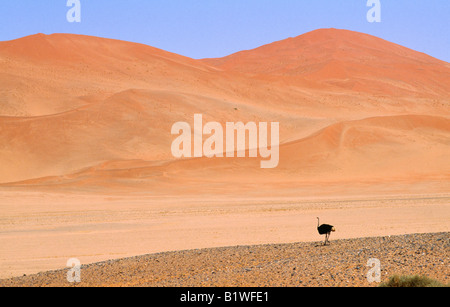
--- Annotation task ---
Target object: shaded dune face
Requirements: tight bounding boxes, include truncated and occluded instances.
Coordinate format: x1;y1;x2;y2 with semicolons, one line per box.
0;29;449;195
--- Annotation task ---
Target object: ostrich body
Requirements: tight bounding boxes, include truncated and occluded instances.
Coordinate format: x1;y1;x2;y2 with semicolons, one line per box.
317;217;335;245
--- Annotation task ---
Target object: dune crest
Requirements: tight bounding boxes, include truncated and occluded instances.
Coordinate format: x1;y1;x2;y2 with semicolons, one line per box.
202;28;450;97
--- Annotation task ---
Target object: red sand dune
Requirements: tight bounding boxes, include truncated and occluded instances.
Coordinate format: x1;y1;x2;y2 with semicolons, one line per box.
6;115;448;197
202;28;450;97
0;29;449;196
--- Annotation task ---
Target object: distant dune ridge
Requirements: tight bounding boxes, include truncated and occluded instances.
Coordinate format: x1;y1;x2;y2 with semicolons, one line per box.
0;28;449;196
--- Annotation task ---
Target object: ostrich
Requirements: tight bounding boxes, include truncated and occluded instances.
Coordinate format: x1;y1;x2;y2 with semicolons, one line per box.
317;217;336;245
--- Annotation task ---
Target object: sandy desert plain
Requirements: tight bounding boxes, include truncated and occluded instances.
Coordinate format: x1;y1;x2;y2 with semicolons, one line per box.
0;28;449;286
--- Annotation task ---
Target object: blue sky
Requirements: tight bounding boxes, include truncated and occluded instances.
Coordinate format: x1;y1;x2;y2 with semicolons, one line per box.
0;1;449;62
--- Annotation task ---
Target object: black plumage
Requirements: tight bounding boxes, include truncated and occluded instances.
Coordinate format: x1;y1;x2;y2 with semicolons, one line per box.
317;217;335;245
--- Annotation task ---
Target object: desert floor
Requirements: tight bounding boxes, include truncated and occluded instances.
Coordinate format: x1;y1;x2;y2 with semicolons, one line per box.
0;191;448;281
0;232;448;287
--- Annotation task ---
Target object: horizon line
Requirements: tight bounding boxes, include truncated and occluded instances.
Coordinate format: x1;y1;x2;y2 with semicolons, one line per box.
2;27;449;63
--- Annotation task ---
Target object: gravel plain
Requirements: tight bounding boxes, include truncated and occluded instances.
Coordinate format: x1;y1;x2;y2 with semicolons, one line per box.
1;232;448;287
